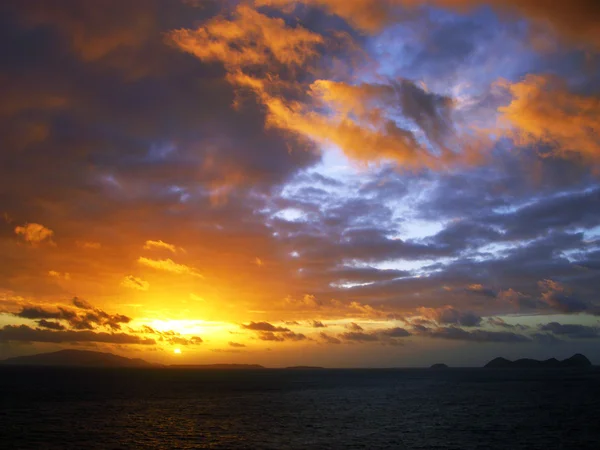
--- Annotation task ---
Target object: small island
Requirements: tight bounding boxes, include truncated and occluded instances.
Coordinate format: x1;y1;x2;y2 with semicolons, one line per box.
429;363;449;370
484;353;591;369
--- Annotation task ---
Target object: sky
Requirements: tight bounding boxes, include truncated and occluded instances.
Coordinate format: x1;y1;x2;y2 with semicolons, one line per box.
1;0;599;367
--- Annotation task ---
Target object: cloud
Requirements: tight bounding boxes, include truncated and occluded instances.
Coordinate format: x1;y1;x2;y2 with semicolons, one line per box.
310;320;326;328
36;320;66;331
340;331;379;342
14;223;54;245
487;317;529;331
539;322;600;339
380;327;411;338
319;332;341;344
465;284;497;298
169;4;323;73
170;3;479;170
417;306;482;327
0;324;156;344
167;335;203;345
121;275;150;291
137;257;203;277
143;240;177;253
2;0;600;365
498;74;600;162
418;326;531;343
257;330;308;341
240;321;308;342
228;341;246;348
237;75;467;170
241;321;291;332
340;326;411;343
72;297;93;310
16;306;76;321
345;322;363;331
14;298;131;331
539;279;592;314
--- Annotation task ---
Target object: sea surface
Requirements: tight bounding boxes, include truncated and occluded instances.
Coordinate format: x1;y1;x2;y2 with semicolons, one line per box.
1;367;599;449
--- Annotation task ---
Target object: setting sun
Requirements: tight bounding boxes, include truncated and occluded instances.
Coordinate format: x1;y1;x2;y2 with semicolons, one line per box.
173;348;182;355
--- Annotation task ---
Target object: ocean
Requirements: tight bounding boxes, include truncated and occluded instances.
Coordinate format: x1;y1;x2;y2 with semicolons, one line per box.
1;367;599;449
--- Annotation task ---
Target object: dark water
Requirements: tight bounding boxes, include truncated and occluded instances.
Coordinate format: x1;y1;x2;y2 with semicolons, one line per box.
1;367;599;449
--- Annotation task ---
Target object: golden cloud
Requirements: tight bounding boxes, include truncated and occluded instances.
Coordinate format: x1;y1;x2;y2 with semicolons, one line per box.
498;74;600;161
143;239;177;253
137;257;203;278
169;4;323;72
170;5;480;170
14;223;54;245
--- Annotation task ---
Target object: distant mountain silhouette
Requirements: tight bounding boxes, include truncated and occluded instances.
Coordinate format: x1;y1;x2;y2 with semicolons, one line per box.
429;363;449;369
170;364;265;370
0;349;156;368
484;353;592;368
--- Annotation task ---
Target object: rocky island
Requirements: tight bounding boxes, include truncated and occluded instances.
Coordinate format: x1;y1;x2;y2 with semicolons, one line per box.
484;353;592;369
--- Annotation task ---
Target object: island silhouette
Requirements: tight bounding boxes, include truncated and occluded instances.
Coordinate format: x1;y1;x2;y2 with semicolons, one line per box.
429;363;449;369
484;353;592;368
0;350;264;369
0;349;156;368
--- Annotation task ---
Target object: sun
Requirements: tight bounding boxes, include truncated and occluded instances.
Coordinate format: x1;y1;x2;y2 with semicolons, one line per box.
173;348;182;354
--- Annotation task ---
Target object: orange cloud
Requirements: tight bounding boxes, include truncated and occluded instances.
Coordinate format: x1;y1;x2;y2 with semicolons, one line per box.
143;239;177;253
169;4;323;72
14;223;54;245
137;257;203;278
234;74;464;169
170;4;481;170
498;74;600;161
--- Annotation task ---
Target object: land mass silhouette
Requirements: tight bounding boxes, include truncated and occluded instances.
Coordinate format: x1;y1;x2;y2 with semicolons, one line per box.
484;353;592;369
430;363;449;369
0;350;268;369
0;349;157;368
